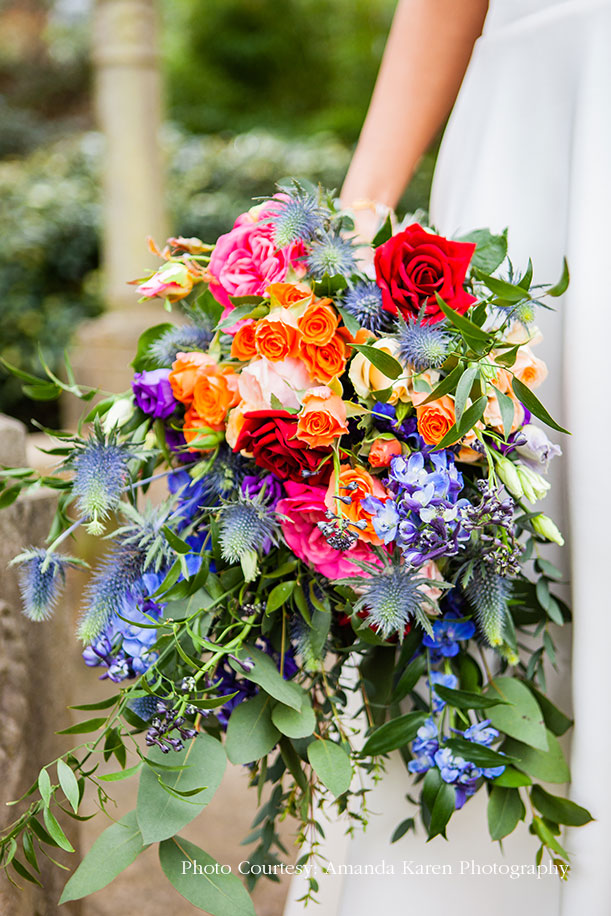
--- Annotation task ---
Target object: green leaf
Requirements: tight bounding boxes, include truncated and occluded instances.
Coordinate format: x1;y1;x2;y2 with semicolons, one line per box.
434;294;490;342
162;526;193;554
350;343;403;380
225;692;280;765
391;655;427;704
391;818;415;843
266;580;296;614
335;303;361;336
525;683;572;737
432;685;510;711
136;735;226;844
459;228;508;274
531;815;569;859
159;836;255;916
0;486;21;509
57;760;80;814
132;323;175;371
546;258;569;298
420;363;464;405
495;387;517;440
22;382;62;401
307;740;352;797
42;808;74;852
272;696;316;739
372;213;393;248
56;717;107;735
12;859;43;887
38;768;51;808
434;396;488;449
476;272;530;303
485;677;548;750
504;730;570;783
493;766;532;788
229;647;302;710
531;784;592;826
360;711;428;756
421;767;455;839
454;366;480;426
59;810;145;903
70;695;119;711
487;786;526;841
444;738;514;768
98;762;143;782
511;377;570;435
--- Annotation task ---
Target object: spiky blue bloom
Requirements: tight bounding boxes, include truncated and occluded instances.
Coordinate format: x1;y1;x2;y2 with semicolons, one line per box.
271;191;326;248
218;497;279;581
397;319;452;371
342;281;390;334
465;561;511;647
306;233;357;279
12;548;78;622
200;445;250;504
148;324;214;368
77;540;146;644
128;695;162;721
353;564;430;640
71;431;131;535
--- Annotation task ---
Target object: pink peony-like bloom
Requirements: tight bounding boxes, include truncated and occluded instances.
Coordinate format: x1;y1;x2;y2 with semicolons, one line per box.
208;201;305;310
277;481;381;580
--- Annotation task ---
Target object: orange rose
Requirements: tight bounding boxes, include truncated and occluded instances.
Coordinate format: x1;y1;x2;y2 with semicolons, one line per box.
296;386;348;448
369;436;402;467
297;298;339;346
415;396;456;445
299;333;347;383
266;282;313;308
230;321;258;361
324;464;387;545
192;369;240;428
169;351;217;404
255;308;302;361
183;404;223;451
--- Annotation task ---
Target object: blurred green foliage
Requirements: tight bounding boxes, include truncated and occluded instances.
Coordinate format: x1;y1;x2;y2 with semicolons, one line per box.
161;0;395;141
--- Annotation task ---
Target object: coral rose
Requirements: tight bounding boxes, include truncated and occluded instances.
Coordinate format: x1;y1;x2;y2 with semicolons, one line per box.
267;282;312;308
296;387;348;448
192;369;240;428
277;481;382;580
300;334;347;383
297;298;339;346
255;308;301;361
368;436;402;467
183;404;224;451
230;321;258;361
415;395;456;445
169;352;217;404
324;464;387;545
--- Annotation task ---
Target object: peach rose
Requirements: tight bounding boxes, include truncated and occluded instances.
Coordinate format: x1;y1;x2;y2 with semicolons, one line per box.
297;298;339;346
368;436;402;467
415;395;456;446
324;464;387;545
266;282;313;309
238;357;313;411
183;404;223;451
349;337;410;405
255;308;302;361
512;346;548;390
169;351;217;404
300;333;347;383
296;386;348;448
484;387;525;434
230;321;258;361
225;401;255;450
417;560;444;604
192;369;240;428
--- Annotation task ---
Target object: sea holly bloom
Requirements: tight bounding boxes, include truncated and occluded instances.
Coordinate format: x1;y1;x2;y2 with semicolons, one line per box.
71;430;131;535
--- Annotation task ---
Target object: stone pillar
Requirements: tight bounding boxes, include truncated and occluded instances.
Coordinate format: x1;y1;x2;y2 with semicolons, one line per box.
0;417;81;915
64;0;168;427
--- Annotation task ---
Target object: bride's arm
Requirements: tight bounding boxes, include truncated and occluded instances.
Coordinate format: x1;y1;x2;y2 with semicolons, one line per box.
341;0;489;225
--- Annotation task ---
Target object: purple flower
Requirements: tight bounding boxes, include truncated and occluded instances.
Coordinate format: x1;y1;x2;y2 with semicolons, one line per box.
429;671;458;712
132;368;176;419
360;496;399;544
513;423;562;471
241;473;284;509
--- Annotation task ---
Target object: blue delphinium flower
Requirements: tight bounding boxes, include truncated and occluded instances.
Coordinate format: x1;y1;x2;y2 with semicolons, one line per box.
372;404;425;449
218;496;279;581
306;233;357;279
397;318;452;371
463;719;499;747
360;496;399;544
71;429;131;534
270;189;326;248
12;548;79;622
342;282;390;334
429;671;459;713
168;469;206;524
352;563;431;640
433;747;482;809
148;324;213;368
408;718;439;774
82;590;163;682
422;613;476;659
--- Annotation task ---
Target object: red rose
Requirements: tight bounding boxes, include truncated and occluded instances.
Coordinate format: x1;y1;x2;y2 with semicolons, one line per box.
374;223;476;325
233;410;332;485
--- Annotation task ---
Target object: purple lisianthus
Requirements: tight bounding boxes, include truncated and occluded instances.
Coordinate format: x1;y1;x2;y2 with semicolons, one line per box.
241;473;284;509
132;368;176;419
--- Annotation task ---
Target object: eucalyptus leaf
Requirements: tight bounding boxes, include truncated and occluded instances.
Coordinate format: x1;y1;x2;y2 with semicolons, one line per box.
307;739;352;797
272;696;316;739
230;647;303;710
485;677;548;750
504;731;570;783
487;786;525;841
225;692;280;765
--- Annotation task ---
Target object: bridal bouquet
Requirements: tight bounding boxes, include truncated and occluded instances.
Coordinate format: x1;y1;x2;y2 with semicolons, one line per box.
0;182;591;912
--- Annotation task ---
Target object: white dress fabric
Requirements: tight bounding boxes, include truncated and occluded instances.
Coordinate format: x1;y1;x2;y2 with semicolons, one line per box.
285;2;611;913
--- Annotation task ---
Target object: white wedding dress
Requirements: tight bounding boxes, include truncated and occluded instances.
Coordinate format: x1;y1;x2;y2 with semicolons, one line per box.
285;1;611;913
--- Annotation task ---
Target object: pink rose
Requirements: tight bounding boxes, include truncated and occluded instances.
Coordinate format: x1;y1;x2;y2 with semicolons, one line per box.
277;481;381;580
238;357;313;411
208;201;305;310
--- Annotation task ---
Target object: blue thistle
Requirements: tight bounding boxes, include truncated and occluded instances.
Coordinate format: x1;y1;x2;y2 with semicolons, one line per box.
306;233;357;279
77;540;146;644
148;324;214;368
129;694;162;721
271;190;326;248
290;606;325;672
342;282;391;334
12;548;79;622
397;318;452;371
353;564;432;640
218;497;278;582
465;561;511;647
71;428;131;535
199;445;250;504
